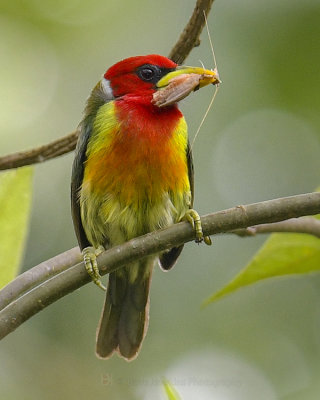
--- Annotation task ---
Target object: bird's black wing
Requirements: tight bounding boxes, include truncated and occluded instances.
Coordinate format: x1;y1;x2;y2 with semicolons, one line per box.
187;140;194;208
71;121;92;250
71;80;115;250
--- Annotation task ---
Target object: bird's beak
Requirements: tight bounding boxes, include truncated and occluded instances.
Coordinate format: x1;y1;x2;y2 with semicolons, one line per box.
153;66;220;108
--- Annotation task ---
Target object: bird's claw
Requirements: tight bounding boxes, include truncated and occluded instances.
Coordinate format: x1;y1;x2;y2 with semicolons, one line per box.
184;209;212;245
82;246;107;291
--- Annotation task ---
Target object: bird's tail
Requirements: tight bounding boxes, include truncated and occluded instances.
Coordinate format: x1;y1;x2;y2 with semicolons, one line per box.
96;258;154;360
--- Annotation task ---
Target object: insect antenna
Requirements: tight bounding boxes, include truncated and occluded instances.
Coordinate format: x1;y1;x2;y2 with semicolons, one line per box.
190;11;220;151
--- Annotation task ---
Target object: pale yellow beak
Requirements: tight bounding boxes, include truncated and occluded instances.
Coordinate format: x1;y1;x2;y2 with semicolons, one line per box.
153;66;220;108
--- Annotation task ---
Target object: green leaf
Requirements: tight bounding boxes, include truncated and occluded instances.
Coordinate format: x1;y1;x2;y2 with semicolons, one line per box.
162;379;182;400
204;225;320;305
0;167;33;288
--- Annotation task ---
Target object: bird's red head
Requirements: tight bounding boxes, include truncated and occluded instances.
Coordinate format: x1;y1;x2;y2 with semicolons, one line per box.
104;55;177;98
103;54;220;108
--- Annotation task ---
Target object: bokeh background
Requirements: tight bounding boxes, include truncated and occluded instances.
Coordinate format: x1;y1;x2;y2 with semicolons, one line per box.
1;0;320;398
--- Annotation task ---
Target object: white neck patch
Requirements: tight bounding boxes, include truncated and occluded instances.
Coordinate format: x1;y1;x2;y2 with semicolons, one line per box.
101;78;114;100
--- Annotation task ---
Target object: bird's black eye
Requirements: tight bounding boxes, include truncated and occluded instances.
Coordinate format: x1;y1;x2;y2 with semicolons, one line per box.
139;67;155;81
137;64;163;83
137;64;175;84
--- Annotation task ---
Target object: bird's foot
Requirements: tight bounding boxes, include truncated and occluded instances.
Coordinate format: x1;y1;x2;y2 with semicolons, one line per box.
82;246;106;291
184;209;212;245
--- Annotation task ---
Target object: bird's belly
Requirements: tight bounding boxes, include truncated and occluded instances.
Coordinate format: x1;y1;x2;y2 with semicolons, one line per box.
81;160;191;247
80;186;190;248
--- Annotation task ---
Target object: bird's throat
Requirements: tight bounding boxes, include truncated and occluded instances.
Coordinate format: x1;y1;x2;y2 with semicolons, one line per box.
83;100;189;206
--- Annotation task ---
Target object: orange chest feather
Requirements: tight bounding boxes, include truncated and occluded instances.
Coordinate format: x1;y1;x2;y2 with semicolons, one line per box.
84;101;190;204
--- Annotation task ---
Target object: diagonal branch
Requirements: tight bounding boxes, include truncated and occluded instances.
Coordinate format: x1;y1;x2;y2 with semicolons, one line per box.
169;0;215;64
0;192;320;340
0;0;215;171
0;131;79;171
0;247;82;311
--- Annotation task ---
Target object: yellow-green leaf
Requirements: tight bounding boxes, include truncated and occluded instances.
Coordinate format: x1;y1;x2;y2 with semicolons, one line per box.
204;228;320;305
0;167;33;288
162;379;182;400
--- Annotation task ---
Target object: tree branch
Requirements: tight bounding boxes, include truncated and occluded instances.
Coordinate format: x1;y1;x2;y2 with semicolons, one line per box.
1;192;320;340
232;217;320;238
0;0;215;171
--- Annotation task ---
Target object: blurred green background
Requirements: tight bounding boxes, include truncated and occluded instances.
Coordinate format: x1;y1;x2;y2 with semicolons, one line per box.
1;0;320;398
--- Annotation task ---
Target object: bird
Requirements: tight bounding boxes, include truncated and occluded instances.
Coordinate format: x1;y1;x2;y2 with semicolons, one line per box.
71;54;220;360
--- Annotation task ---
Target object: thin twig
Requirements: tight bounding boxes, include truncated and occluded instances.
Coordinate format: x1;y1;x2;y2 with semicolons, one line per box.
0;192;320;339
0;131;79;170
169;0;215;64
0;0;215;171
232;217;320;238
